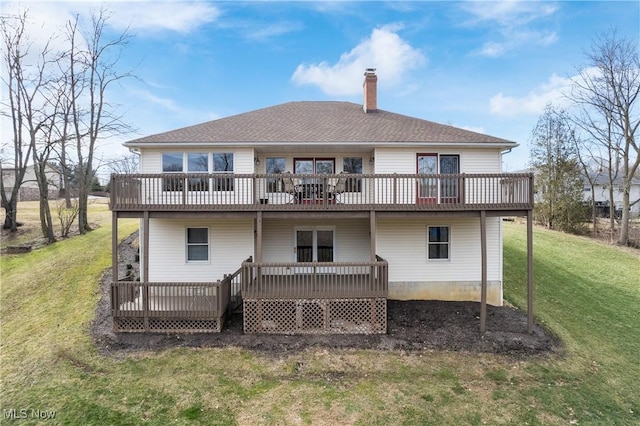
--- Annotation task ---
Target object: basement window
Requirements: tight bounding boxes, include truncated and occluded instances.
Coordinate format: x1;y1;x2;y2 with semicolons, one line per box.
186;227;209;262
428;226;450;260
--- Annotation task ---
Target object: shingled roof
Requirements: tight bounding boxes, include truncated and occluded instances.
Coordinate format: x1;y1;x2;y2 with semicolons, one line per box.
125;101;515;147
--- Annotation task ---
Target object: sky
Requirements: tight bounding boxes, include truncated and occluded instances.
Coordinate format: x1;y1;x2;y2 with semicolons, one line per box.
2;0;639;177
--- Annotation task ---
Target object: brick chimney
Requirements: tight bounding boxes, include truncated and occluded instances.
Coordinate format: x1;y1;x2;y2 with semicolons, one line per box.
363;68;377;113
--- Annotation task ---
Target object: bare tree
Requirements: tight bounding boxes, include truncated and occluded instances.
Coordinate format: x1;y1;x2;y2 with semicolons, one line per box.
52;65;75;208
572;132;599;235
572;113;622;234
107;153;139;175
0;12;34;231
0;11;59;242
65;9;133;234
570;29;640;245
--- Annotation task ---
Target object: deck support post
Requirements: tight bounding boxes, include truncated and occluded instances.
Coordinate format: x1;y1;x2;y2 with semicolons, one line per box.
370;210;376;260
480;210;487;333
256;212;263;263
527;209;534;333
370;210;377;290
143;210;149;284
112;212;118;283
111;212;118;312
143;210;150;331
256;212;263;287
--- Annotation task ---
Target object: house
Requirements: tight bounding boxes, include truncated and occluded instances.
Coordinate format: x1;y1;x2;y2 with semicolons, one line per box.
583;172;640;218
1;163;61;203
109;69;534;335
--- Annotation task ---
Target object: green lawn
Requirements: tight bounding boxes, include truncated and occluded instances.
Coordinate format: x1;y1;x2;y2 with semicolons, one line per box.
1;208;639;425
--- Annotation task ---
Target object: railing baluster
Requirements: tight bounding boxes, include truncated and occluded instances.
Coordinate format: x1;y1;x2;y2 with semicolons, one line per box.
112;173;533;211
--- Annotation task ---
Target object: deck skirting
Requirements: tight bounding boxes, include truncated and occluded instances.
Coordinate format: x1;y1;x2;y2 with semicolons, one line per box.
243;297;387;335
113;316;224;333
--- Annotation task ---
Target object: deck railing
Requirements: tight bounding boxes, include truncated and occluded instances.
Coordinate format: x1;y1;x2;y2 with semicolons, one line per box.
110;173;533;211
111;280;230;320
241;259;389;299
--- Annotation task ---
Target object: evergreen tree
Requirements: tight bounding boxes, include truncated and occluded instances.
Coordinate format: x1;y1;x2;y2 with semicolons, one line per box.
530;105;586;234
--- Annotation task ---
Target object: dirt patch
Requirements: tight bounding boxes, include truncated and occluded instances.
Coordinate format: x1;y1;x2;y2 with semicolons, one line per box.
91;232;562;358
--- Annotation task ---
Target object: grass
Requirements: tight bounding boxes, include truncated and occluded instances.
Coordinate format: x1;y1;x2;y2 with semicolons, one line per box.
1;204;639;425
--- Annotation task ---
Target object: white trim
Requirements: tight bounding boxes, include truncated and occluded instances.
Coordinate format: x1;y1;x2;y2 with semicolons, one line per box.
127;141;518;149
426;224;451;262
293;226;336;262
185;226;210;264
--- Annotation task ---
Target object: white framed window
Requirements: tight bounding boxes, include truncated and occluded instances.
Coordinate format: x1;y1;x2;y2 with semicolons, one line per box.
343;157;363;192
162;153;184;191
213;153;234;191
427;225;450;260
266;157;286;192
187;153;209;191
186;227;209;262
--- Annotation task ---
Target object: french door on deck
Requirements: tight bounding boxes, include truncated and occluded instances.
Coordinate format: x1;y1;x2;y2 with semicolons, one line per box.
295;228;335;263
294;158;335;202
417;154;460;204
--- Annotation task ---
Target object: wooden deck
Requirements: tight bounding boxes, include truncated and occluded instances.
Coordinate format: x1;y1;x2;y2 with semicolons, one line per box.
241;261;388;299
110;173;534;213
240;261;388;334
111;280;232;332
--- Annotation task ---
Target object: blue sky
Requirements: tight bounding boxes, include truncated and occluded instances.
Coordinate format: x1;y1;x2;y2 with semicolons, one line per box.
3;1;640;174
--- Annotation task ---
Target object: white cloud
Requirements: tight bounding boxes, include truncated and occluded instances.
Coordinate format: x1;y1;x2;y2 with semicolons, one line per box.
247;21;303;41
477;28;558;58
291;24;426;96
489;73;571;116
462;0;558;26
131;88;219;123
107;1;220;34
2;1;219;37
461;0;559;57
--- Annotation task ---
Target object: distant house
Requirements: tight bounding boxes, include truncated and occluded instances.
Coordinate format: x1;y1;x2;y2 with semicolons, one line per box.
1;163;61;203
109;69;535;335
583;173;640;218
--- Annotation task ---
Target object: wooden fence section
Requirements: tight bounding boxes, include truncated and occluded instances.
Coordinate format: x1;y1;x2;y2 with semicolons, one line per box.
110;173;533;212
111;280;231;332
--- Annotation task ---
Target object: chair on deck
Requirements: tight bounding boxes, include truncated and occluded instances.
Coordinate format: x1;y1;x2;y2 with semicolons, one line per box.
327;173;347;203
282;172;298;203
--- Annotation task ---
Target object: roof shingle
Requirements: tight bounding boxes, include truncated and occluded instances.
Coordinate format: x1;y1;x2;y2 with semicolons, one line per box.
125;101;516;146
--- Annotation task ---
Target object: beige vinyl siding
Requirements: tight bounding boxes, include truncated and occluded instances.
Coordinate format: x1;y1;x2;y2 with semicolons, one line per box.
373;147;503;174
147;218;253;282
458;148;502;173
232;148;254;173
373;148;415;174
376;217;502;282
377;216;503;304
262;218;370;262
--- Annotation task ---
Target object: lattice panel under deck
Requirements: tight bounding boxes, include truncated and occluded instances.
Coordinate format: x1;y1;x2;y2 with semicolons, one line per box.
328;299;387;334
243;298;386;334
114;317;223;333
113;317;145;332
